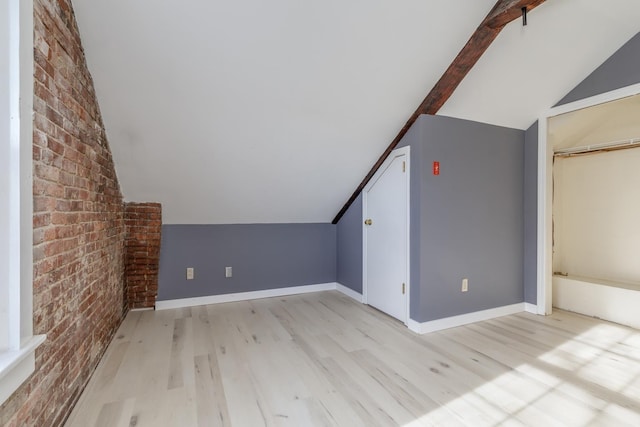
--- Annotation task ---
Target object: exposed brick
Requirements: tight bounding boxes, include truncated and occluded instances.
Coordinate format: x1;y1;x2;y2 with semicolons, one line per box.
124;203;161;310
0;1;126;426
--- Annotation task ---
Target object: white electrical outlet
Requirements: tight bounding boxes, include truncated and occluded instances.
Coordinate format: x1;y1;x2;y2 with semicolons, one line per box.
462;278;468;292
186;267;194;280
225;266;232;278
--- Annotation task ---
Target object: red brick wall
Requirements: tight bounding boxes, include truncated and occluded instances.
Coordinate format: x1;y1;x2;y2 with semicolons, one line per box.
0;1;126;426
124;203;161;309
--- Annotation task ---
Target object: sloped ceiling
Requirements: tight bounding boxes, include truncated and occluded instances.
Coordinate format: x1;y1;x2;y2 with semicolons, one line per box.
438;0;640;129
73;0;640;224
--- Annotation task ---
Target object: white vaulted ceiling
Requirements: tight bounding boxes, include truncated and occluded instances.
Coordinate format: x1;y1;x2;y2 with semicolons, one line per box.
72;0;640;224
438;0;640;130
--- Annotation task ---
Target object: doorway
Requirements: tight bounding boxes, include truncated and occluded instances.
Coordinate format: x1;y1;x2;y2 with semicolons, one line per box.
538;83;640;315
362;146;410;324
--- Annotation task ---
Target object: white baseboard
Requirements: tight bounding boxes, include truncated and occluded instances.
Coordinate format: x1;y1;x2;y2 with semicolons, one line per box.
524;303;538;314
408;303;526;334
335;283;364;303
156;285;527;335
156;282;337;310
407;319;423;334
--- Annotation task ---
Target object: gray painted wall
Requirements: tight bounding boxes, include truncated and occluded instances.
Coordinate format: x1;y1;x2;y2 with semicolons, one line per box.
336;194;363;293
523;122;538;304
158;223;336;301
158;32;640;311
414;115;524;322
335;119;421;301
557;32;640;106
337;115;525;322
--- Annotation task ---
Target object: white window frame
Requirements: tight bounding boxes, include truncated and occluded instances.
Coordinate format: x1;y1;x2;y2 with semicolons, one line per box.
0;0;45;405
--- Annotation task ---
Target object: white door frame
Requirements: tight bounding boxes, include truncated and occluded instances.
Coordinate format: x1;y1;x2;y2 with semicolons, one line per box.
536;82;640;315
362;145;411;325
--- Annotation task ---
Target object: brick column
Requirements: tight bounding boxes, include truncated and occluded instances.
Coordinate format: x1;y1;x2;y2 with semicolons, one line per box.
124;202;162;309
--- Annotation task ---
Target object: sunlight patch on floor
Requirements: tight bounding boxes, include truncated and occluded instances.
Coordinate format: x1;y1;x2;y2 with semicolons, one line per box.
404;321;640;427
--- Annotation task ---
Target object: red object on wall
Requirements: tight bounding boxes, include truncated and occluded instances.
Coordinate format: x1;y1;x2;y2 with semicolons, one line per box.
433;161;440;175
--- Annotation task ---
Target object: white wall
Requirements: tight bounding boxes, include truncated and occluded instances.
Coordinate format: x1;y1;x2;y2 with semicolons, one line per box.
72;0;498;224
553;147;640;285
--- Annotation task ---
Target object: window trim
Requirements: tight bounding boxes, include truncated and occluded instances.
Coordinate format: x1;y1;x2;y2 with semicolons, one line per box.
0;0;45;405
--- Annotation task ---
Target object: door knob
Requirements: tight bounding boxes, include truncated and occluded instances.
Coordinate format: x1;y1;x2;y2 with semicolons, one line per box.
364;219;373;226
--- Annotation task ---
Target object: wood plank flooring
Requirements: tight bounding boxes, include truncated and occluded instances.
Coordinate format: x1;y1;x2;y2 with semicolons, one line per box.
65;291;640;427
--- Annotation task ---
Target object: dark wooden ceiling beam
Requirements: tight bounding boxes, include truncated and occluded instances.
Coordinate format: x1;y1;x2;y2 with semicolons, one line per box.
332;0;546;224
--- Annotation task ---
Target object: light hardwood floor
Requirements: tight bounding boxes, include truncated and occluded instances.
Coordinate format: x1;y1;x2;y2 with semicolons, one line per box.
65;291;640;427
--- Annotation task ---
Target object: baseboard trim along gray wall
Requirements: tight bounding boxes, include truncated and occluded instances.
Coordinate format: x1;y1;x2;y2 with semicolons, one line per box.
156;282;363;310
158;223;336;301
408;303;526;334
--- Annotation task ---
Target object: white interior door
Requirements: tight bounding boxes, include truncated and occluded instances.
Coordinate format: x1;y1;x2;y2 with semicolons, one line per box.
364;147;409;323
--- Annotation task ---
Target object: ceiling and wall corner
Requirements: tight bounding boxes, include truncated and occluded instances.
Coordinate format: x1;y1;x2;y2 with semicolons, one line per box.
72;0;640;224
72;0;496;224
557;32;640;106
437;0;640;130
